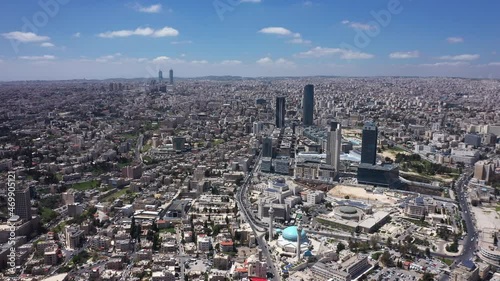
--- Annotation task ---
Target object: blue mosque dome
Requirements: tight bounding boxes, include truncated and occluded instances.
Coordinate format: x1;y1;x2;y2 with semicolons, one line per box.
282;226;307;242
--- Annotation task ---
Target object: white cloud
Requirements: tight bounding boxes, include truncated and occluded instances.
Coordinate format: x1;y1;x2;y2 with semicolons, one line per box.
171;40;192;45
40;42;55;48
389;51;420;59
151;56;185;64
133;3;162;13
256;57;294;67
259;27;311;45
488;62;500;66
256;57;273;64
303;1;313;6
341;20;376;31
438;54;479;61
295;46;374;59
419;61;469;67
153;27;179;37
191;60;208;64
73;32;81;38
258;27;292;36
446;37;464;44
2;31;50;43
96;53;122;63
288;38;311;45
98;26;179;38
240;0;261;3
19;55;56;60
220;60;242;65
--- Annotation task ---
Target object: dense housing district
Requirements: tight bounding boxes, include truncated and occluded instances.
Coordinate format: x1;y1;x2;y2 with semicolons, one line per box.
0;76;500;281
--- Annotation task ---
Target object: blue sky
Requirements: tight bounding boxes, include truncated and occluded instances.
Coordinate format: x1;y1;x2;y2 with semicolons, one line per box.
0;0;499;80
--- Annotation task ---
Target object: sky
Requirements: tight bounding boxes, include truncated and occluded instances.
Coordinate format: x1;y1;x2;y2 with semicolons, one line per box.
0;0;500;80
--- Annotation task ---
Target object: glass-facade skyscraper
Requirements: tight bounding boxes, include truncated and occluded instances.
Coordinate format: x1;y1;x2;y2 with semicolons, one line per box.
361;122;378;165
303;84;314;126
262;137;273;158
169;69;174;84
275;97;286;128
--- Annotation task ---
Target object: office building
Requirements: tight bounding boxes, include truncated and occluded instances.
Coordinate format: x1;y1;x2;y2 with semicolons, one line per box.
275;97;286;128
361;122;378;165
450;260;479;281
172;137;185;151
465;134;482;148
327;121;342;171
253;122;262;136
158;70;163;82
262;137;273;158
169;69;174;84
303;84;314;126
15;187;32;222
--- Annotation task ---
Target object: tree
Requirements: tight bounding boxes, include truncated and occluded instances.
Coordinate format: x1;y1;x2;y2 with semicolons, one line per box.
425;247;431;258
387;237;393;249
336;242;346;254
130;217;136;238
380;251;392;267
370;235;380;250
136;224;142;243
420;272;434;281
151;221;159;232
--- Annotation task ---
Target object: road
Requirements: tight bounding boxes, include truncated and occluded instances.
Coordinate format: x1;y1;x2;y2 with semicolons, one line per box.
451;171;477;266
235;150;279;281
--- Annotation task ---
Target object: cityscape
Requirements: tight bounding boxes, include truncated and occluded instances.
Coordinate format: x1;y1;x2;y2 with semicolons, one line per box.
1;1;500;281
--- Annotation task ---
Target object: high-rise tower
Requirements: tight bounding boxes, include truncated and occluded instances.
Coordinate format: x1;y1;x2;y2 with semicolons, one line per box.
169;69;174;84
262;137;273;158
302;85;314;126
275;97;286;128
268;207;274;241
361;122;378;165
15;187;32;222
158;70;163;82
327;121;342;171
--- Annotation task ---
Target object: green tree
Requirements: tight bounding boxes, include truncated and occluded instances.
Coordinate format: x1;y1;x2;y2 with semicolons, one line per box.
420;272;434;281
425;247;431;258
336;242;346;254
380;251;392;267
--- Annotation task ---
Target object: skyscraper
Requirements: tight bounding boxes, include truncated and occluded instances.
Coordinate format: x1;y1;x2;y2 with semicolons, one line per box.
303;84;314;126
361;122;378;165
158;70;163;82
275;97;286;128
169;69;174;84
327;121;342;171
262;137;273;158
15;187;32;222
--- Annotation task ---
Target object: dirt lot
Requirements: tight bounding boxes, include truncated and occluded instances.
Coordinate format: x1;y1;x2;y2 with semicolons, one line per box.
328;184;398;205
471;204;500;231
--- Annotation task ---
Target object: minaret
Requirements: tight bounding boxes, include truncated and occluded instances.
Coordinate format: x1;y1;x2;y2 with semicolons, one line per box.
296;222;302;261
268;206;274;241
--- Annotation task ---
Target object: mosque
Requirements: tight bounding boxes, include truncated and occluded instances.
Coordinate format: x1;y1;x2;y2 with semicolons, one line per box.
275;226;311;258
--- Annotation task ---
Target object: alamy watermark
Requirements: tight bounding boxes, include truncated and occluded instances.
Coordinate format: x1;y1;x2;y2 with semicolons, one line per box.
8;0;71;54
7;171;16;274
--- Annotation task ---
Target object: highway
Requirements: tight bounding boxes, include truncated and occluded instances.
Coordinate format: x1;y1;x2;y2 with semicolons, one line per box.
451;171;477;266
235;150;279;281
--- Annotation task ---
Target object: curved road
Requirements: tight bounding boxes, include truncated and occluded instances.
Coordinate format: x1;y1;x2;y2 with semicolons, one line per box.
235;151;279;281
